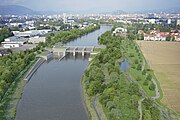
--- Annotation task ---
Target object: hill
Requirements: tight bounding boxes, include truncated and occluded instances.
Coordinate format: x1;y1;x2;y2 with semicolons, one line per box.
0;5;34;15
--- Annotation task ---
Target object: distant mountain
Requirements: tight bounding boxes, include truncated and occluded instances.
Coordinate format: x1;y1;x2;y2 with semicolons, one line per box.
164;7;180;14
0;5;34;15
35;11;58;15
112;10;127;15
0;5;57;15
101;10;127;15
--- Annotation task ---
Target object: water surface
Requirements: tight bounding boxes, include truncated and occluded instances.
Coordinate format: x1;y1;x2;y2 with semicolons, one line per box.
15;25;112;120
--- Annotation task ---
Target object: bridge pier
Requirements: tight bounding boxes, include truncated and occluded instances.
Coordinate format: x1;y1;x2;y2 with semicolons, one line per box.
58;52;60;57
63;51;66;56
82;47;85;56
73;50;76;56
73;47;77;56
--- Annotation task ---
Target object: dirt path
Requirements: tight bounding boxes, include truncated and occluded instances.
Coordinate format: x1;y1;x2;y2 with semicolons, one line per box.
138;98;144;120
94;95;102;120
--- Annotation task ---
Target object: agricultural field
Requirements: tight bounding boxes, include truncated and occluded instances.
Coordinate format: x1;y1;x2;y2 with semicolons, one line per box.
136;40;180;114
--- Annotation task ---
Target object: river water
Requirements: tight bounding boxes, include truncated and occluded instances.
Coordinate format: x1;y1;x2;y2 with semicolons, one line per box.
15;25;112;120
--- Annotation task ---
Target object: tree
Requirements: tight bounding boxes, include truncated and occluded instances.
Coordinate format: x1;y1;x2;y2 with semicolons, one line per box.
137;64;142;71
166;36;171;41
127;33;137;40
143;80;149;86
149;82;155;91
146;74;152;81
128;83;140;96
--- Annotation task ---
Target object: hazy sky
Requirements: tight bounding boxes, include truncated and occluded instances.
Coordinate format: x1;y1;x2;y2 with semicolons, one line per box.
1;0;180;12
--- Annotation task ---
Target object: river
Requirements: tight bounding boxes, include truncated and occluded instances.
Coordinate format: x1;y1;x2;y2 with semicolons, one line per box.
15;25;112;120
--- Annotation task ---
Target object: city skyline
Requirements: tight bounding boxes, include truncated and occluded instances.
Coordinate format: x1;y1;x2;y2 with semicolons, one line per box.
0;0;180;13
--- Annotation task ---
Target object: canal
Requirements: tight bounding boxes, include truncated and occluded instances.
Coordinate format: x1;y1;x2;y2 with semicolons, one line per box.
15;25;112;120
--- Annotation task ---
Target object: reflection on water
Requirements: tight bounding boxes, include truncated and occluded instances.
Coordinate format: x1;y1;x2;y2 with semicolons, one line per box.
15;54;89;120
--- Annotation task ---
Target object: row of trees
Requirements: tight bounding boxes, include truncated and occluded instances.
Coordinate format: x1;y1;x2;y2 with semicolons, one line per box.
0;27;13;43
46;25;100;46
84;31;141;119
0;50;35;100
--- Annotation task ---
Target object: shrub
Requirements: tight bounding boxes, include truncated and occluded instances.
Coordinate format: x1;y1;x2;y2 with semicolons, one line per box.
146;74;152;81
143;80;149;86
149;82;155;91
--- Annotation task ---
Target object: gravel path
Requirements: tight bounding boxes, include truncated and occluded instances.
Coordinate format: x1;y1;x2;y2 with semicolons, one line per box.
94;95;102;120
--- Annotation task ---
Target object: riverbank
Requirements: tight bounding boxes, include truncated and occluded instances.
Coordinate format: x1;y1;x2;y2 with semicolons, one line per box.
0;59;37;120
82;75;99;120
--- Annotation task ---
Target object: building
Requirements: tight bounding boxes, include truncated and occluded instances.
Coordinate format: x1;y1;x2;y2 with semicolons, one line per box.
112;27;127;37
150;30;160;34
144;30;169;41
0;49;12;56
176;19;180;26
138;30;144;34
2;36;28;48
167;19;171;24
144;34;167;41
13;30;52;38
148;19;156;24
28;36;46;44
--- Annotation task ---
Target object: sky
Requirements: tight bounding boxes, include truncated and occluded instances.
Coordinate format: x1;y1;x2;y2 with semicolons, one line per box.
0;0;180;13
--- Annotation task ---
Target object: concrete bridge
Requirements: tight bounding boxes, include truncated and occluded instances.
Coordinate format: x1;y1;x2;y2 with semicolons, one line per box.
53;46;95;57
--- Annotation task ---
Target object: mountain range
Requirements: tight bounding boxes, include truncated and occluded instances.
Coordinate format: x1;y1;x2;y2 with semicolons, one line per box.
0;5;57;15
0;5;180;15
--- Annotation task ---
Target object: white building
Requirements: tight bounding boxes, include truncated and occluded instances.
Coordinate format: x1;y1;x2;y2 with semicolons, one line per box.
28;36;46;44
113;27;127;34
13;29;52;37
2;36;28;48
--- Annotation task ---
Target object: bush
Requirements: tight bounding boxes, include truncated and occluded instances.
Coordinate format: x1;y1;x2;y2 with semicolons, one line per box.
142;70;146;75
143;80;149;86
136;76;142;81
146;74;152;81
149;82;155;91
137;64;142;71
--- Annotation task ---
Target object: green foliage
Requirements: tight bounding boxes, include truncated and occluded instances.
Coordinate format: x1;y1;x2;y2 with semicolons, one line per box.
84;31;140;120
127;33;137;40
146;74;152;81
128;83;141;96
0;51;35;99
137;64;142;71
0;27;13;43
46;25;100;46
143;80;149;86
142;98;161;120
149;82;155;91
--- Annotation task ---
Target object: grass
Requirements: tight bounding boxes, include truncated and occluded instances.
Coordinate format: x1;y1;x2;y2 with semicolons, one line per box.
129;68;156;96
121;40;157;97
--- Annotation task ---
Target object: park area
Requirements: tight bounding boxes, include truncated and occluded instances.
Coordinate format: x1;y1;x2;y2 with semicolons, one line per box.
136;40;180;114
